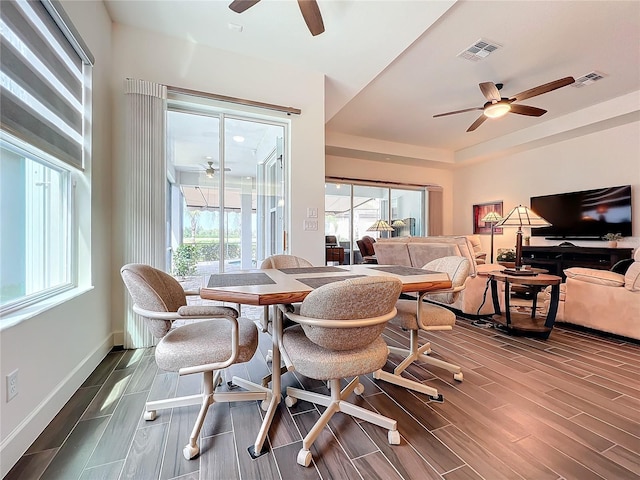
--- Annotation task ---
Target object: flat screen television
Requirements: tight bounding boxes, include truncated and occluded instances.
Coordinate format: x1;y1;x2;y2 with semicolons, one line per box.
530;185;632;239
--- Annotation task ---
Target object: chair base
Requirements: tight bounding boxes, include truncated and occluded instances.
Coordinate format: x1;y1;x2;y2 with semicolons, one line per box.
285;377;400;467
145;370;270;460
373;330;462;399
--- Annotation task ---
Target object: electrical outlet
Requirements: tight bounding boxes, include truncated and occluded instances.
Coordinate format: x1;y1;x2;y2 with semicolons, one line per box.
7;369;18;402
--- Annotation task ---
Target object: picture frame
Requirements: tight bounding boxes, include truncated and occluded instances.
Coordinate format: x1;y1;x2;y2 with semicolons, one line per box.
473;201;503;234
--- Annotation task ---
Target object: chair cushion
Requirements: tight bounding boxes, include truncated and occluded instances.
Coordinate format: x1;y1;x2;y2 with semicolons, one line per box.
282;325;389;380
391;299;456;330
155;317;258;372
564;267;624;287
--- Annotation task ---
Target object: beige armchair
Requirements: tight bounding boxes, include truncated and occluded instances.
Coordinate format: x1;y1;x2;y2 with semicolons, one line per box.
544;248;640;340
120;264;270;460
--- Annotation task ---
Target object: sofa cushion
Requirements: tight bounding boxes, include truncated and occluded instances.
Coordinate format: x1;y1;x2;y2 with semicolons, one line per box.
372;242;411;266
407;243;459;269
564;267;624;287
624;262;640;291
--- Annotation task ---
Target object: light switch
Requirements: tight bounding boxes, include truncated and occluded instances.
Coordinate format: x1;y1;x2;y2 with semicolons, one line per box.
307;207;318;218
304;220;318;231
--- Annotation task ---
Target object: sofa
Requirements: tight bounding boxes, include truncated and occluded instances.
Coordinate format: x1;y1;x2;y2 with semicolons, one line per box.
544;248;640;340
373;236;499;316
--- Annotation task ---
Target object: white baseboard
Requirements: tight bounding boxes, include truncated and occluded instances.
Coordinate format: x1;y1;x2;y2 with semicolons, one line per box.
112;329;124;348
0;335;114;478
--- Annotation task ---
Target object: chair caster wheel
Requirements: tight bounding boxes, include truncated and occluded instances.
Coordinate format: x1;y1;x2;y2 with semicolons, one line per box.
285;396;297;407
143;410;156;421
297;449;312;467
453;372;463;382
183;444;199;460
429;394;444;403
354;383;365;395
388;430;401;445
261;399;270;411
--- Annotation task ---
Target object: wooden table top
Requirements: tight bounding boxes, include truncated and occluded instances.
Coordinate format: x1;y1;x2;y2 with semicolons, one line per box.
199;264;452;306
485;270;562;286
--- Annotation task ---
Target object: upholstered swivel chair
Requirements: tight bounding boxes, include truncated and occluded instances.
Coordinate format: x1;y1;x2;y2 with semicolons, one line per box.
374;256;470;400
120;264;270;460
281;276;403;467
356;235;377;263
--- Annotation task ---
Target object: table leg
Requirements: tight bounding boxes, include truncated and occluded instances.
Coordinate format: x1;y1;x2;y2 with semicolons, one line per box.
544;284;560;329
248;305;283;458
503;279;512;327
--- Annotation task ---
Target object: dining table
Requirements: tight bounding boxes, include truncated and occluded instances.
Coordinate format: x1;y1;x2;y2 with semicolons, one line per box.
198;263;452;458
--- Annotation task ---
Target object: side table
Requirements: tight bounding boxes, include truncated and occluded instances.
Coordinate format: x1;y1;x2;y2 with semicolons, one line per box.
486;271;562;339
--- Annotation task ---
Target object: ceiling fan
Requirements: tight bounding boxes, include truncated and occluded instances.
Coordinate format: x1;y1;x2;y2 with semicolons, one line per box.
229;0;325;36
433;76;575;132
203;161;231;178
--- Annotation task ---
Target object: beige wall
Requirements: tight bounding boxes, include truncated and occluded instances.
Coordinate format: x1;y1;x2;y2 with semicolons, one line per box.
109;25;327;343
0;2;113;475
453;120;640;255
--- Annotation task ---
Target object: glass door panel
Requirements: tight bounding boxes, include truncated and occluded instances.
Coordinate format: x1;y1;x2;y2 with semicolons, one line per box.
166;105;287;276
324;182;352;263
391;188;424;237
353;185;389;241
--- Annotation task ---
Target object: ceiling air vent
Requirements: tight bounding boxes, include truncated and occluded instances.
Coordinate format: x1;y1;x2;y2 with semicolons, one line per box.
457;39;501;62
573;71;607;88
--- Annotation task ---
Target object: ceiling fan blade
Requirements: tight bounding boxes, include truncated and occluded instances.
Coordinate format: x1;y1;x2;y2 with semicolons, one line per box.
510;104;547;117
467;115;487;132
479;82;501;102
433;107;483;118
510;76;575;102
297;0;324;36
229;0;260;14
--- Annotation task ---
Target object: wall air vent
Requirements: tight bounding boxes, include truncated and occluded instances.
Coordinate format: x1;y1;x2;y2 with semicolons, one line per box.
573;71;607;87
457;39;501;62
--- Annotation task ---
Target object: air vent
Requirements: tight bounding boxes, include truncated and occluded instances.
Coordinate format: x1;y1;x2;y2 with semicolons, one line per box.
573;71;607;87
457;39;501;62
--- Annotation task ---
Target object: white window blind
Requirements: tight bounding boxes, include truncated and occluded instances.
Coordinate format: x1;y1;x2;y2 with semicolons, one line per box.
1;0;93;170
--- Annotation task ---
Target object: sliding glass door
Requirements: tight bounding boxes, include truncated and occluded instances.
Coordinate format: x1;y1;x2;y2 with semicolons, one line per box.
166;103;287;275
325;181;425;264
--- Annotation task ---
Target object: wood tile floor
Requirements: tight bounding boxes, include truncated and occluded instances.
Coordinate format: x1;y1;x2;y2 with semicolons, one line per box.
6;309;640;480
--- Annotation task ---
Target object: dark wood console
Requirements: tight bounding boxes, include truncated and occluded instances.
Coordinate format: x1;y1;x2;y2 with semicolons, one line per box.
521;246;633;280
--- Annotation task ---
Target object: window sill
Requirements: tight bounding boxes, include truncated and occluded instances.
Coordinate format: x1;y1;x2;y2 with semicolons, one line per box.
0;286;94;330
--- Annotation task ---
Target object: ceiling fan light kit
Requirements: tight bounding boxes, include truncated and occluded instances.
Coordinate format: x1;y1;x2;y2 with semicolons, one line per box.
434;76;575;131
483;101;511;118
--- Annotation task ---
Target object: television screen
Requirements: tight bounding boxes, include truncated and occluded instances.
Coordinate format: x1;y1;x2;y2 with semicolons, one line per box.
530;185;632;239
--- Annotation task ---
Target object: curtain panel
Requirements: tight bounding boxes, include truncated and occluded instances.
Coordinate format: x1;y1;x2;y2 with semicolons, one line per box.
123;78;167;349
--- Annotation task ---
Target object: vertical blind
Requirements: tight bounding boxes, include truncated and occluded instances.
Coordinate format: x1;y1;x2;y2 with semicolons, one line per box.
0;0;93;170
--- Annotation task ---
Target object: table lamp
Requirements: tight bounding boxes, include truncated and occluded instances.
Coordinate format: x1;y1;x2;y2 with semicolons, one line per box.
480;211;503;263
367;219;394;238
495;205;551;276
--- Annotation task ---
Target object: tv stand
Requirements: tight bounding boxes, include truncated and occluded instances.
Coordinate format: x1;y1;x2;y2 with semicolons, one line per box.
521;246;633;280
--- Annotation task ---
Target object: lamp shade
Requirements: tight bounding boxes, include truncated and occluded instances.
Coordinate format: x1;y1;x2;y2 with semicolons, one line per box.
391;219;406;227
495;205;551;228
367;220;394;232
480;211;503;224
496;205;551;274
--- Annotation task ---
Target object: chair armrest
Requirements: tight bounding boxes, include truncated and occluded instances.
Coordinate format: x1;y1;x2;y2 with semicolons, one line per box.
286;309;396;328
132;304;238;320
564;268;624;287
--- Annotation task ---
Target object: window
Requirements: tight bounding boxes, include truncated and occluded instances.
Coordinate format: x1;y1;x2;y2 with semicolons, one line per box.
0;0;93;314
325;180;426;264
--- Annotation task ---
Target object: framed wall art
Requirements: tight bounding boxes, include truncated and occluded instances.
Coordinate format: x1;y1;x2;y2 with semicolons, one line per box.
473;201;503;234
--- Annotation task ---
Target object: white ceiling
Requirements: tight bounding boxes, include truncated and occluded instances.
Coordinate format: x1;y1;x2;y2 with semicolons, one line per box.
104;0;640;166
